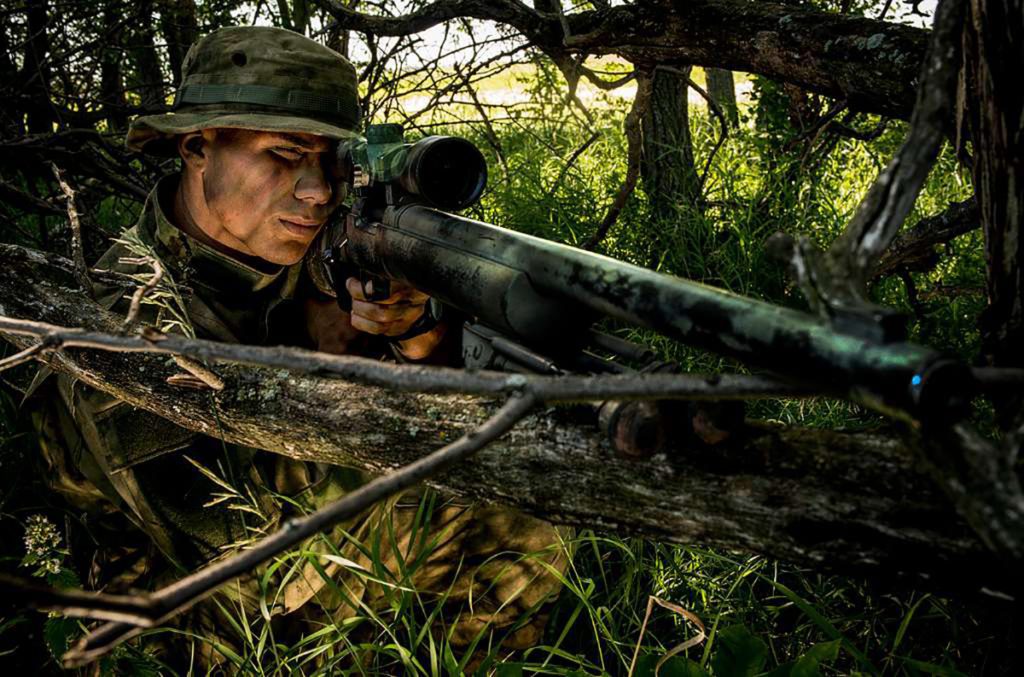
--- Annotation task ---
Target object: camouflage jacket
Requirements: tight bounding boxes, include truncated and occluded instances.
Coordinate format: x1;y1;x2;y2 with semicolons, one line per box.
38;175;368;570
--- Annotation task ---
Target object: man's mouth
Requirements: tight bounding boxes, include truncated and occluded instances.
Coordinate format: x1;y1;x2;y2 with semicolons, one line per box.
279;217;323;236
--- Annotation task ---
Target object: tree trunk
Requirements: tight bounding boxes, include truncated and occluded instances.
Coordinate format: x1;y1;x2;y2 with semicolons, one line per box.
642;67;701;215
705;67;739;126
293;0;311;36
100;1;129;132
20;0;54;134
131;0;168;113
966;0;1024;424
0;242;1008;594
158;0;198;87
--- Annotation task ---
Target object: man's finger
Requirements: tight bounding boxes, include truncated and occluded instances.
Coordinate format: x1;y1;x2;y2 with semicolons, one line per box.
350;313;417;337
351;299;425;324
346;277;429;305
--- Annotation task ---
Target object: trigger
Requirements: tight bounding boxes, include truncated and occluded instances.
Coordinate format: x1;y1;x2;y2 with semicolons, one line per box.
360;274;391;301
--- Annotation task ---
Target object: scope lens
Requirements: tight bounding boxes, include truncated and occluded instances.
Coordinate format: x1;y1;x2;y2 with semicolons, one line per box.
402;136;487;210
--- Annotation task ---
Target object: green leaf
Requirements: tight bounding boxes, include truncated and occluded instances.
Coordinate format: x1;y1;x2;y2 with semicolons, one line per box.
635;654;711;677
709;625;768;677
765;656;822;677
45;566;81;589
759;579;876;672
494;663;524;677
898;658;968;676
43;616;79;660
803;640;841;664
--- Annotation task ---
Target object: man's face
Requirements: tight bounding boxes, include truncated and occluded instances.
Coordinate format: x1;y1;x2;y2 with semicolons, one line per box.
193;128;344;265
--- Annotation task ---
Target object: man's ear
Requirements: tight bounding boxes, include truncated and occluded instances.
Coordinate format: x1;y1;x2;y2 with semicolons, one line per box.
176;129;214;169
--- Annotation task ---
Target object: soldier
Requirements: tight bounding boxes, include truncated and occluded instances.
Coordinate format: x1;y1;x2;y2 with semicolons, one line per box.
33;25;568;669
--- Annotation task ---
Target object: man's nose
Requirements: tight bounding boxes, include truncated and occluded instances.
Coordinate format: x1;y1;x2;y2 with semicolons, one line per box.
294;162;332;205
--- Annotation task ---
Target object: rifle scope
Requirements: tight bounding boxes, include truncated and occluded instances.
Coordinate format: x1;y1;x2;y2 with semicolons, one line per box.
339;123;487;211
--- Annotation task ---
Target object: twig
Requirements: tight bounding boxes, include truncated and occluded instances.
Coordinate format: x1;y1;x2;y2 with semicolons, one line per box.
0;342;47;373
546;130;601;199
582;72;652;251
0;573;157;626
49;163;92;295
60;391;538;666
120;256;164;330
170;355;224;391
0;315;811;403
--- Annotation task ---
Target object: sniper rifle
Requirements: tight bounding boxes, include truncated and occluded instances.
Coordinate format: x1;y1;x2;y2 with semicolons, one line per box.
308;123;972;451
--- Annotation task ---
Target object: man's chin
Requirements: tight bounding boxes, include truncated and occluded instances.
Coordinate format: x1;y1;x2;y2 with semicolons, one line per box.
260;246;308;266
254;237;313;266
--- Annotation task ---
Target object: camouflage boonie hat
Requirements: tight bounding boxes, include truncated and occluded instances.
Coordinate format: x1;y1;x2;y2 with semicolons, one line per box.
127;26;360;155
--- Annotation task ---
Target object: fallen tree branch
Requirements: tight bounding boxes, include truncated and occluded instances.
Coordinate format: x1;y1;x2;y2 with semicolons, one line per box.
59;391;538;666
0;241;1004;593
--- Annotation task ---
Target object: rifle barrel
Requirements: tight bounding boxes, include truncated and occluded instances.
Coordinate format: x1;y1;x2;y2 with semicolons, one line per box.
340;205;969;421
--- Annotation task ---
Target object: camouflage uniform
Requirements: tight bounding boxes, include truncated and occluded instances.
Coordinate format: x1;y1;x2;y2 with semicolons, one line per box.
34;26;568;666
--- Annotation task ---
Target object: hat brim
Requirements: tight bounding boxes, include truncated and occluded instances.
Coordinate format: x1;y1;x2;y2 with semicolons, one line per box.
127;110;361;155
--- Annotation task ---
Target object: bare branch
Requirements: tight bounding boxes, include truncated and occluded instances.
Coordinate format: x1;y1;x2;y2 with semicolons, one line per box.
49;162;91;294
0;573;157;626
546;129;601;199
582;72;651;251
872;199;978;278
169;354;225;391
769;0;966;332
324;0;928;119
0;314;807;403
826;0;965;296
0;342;47;373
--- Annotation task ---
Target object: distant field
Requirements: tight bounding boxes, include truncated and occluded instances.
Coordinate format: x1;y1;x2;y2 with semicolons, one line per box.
394;59;755;116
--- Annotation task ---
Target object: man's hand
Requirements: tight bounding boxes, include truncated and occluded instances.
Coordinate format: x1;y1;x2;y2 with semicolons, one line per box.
346;277;445;360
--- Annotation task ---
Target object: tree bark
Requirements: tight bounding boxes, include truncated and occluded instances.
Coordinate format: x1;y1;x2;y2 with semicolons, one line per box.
642;67;701;217
705;67;739;126
326;0;929;119
872;199;978;278
0;242;1008;594
965;0;1024;424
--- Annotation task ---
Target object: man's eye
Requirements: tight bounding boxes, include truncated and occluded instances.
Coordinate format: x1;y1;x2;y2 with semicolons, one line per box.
273;147;303;160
